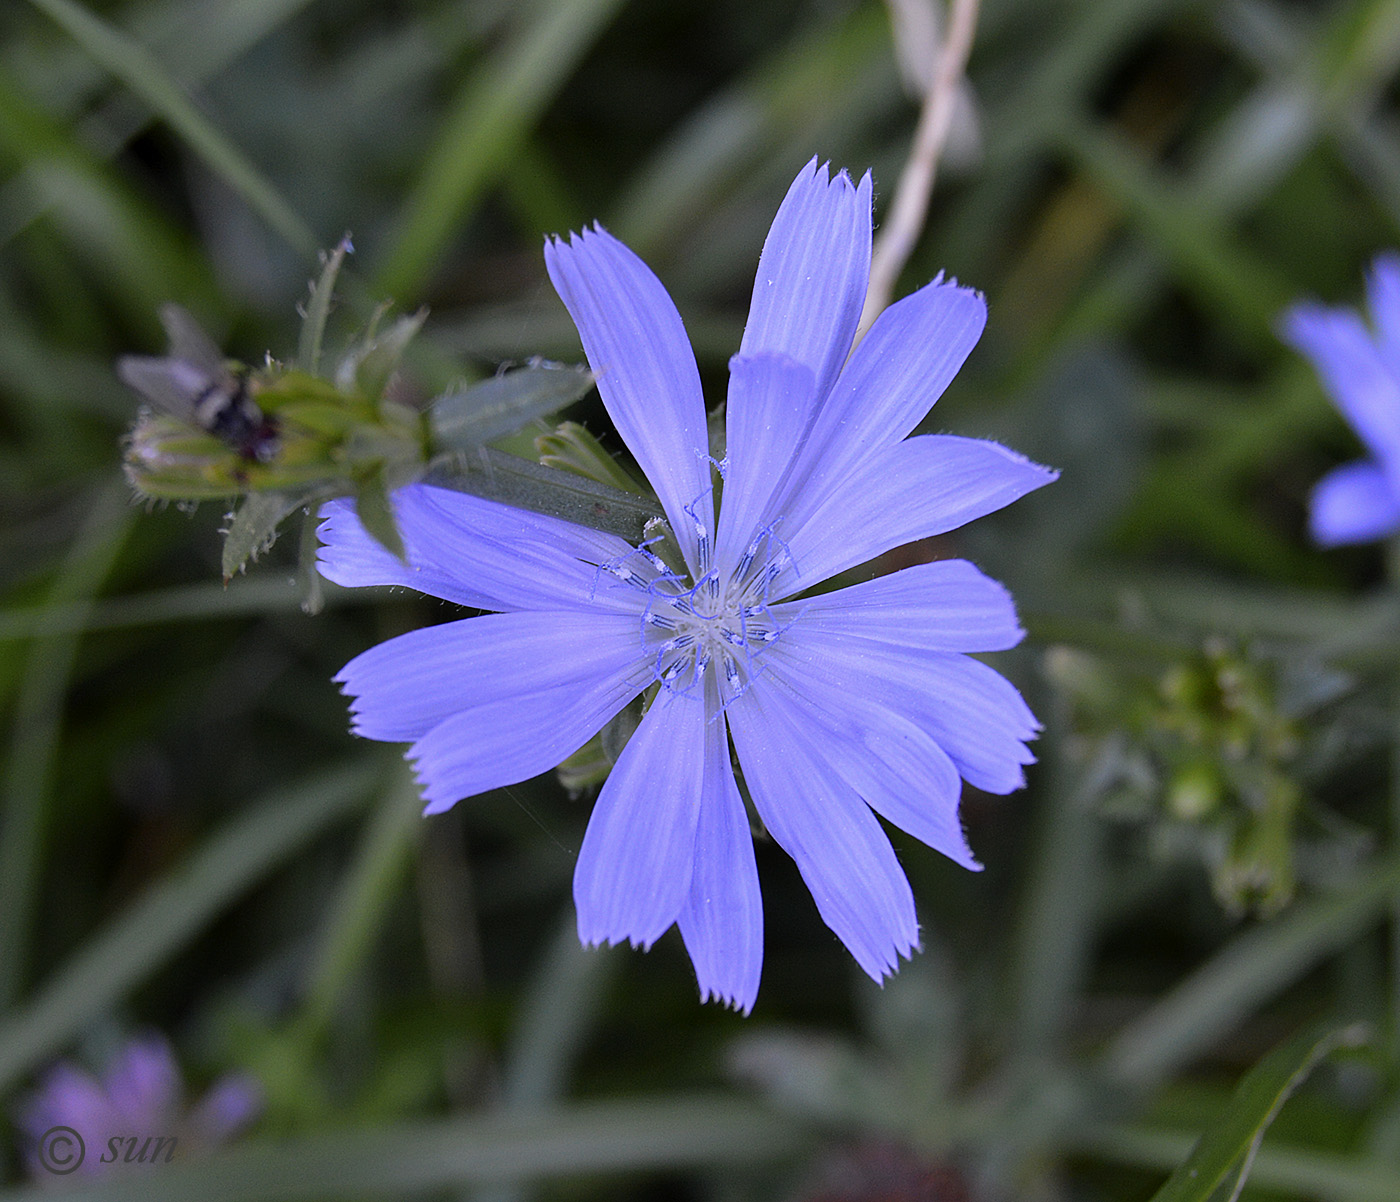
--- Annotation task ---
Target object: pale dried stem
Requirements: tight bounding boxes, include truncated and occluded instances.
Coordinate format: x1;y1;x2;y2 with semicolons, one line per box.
858;0;981;339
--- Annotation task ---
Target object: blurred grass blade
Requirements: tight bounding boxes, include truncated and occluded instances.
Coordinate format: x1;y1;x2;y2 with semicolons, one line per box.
0;1097;804;1200
0;71;214;309
1102;856;1400;1091
297;765;422;1040
1008;696;1107;1060
1;0;320;260
377;0;627;299
14;0;317;121
0;759;380;1094
1146;1023;1370;1202
1058;119;1291;349
472;910;620;1202
1072;1123;1400;1202
25;0;318;257
610;4;888;255
0;483;131;1010
0;577;328;643
500;910;617;1109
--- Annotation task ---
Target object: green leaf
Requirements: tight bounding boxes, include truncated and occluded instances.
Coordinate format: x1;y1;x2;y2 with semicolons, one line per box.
425;446;660;544
429;364;595;452
1146;1022;1370;1202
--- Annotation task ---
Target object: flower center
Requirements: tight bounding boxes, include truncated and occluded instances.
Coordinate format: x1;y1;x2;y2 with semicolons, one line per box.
599;526;791;702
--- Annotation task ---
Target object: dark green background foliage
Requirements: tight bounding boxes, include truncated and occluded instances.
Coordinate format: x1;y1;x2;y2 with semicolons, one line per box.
3;0;1400;1198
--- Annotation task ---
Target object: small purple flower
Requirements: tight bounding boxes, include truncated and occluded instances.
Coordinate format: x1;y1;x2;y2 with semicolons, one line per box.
1283;252;1400;546
318;159;1055;1012
15;1034;260;1180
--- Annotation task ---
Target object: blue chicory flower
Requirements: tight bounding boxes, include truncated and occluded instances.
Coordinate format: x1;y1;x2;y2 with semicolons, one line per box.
1282;251;1400;546
318;159;1056;1012
15;1033;260;1179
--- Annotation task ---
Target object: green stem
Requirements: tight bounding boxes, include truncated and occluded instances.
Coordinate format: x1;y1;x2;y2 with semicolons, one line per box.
471;912;618;1202
1007;692;1106;1062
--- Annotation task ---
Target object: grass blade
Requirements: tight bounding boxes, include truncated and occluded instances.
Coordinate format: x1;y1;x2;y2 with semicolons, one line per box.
1102;856;1400;1091
1146;1022;1369;1202
0;483;132;1009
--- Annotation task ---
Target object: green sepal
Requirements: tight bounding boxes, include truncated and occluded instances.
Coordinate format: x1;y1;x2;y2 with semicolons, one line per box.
430;364;594;454
1212;772;1299;918
352;468;406;561
296;504;327;616
707;402;728;514
254;371;372;435
643;515;686;577
556;693;645;794
126;444;351;502
337;410;428;496
535;420;648;494
338;311;427;403
600;694;644;764
707;401;727;466
297;235;353;375
556;733;612;795
124;415;258;499
221;489;323;582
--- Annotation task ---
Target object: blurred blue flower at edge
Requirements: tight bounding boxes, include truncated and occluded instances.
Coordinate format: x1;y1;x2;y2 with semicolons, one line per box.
317;159;1056;1013
15;1034;260;1180
1283;251;1400;546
